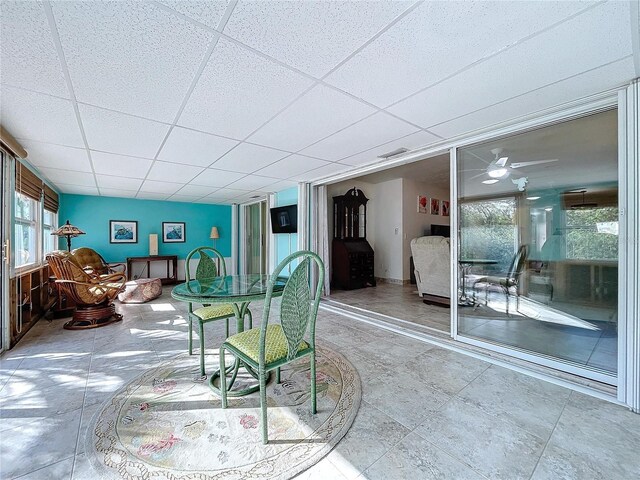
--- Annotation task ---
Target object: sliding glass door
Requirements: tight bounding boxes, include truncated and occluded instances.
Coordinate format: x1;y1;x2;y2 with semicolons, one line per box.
242;201;267;275
456;109;618;382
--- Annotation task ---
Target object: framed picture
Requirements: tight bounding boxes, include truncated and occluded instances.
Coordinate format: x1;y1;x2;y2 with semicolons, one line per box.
441;200;450;217
417;195;428;213
162;222;186;243
109;220;137;243
430;198;440;215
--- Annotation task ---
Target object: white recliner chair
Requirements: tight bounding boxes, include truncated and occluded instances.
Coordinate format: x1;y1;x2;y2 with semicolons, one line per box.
411;236;451;305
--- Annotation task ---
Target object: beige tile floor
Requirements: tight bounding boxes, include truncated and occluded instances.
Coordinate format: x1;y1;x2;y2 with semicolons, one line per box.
1;291;639;479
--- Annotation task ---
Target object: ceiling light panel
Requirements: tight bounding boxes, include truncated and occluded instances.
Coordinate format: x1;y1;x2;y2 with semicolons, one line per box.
429;57;635;139
340;130;439;166
157;1;229;29
1;87;84;147
255;155;329;180
191;168;245;187
389;2;633;130
51;0;214;123
79;104;170;158
139;180;183;195
0;1;69;97
91;151;153;179
224;1;408;78
158;127;239;167
146;160;205;183
301;112;418;161
325;1;597;108
39;168;95;187
247;84;376;152
178;38;313;139
211;143;289;173
22;140;92;172
96;175;143;191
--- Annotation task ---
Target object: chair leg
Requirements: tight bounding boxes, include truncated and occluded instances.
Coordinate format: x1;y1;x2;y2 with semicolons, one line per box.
276;367;281;384
504;287;510;317
220;347;228;408
188;318;193;355
310;352;317;415
260;368;268;444
247;309;253;330
225;319;229;338
198;321;206;377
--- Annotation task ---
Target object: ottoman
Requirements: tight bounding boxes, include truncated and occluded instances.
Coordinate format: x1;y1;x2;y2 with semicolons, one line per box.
118;278;162;304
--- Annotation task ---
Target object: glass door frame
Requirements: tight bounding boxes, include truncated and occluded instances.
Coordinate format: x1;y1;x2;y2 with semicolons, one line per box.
239;198;267;275
1;150;12;352
449;95;623;387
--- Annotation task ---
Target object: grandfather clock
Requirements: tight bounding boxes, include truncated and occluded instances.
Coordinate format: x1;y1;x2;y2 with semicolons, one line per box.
332;187;376;290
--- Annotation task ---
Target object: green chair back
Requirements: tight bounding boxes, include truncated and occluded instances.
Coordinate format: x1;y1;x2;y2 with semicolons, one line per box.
185;247;226;282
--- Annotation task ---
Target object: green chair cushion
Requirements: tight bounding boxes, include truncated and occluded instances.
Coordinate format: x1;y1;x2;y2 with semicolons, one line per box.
193;304;234;321
226;324;309;365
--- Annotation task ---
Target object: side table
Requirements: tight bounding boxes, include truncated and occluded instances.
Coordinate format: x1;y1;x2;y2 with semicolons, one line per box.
126;255;178;285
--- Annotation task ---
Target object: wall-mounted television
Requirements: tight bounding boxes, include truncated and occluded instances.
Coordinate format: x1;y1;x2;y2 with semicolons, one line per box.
430;224;451;237
270;204;298;234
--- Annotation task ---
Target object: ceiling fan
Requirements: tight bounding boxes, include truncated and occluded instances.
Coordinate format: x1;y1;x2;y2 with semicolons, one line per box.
467;148;559;190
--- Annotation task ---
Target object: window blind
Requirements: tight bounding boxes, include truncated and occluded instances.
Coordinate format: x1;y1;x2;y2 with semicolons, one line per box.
44;184;59;213
15;161;43;202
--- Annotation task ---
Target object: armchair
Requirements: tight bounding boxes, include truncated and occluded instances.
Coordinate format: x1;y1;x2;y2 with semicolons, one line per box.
71;247;126;276
46;251;126;329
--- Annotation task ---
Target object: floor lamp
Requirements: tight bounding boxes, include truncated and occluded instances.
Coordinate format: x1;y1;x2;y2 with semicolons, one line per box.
210;227;220;271
52;220;86;252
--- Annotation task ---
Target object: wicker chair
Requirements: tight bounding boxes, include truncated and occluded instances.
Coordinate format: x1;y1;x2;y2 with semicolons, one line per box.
71;247;126;276
46;250;126;330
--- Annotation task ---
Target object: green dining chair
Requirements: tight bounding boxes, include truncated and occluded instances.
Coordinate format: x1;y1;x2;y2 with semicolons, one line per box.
219;251;325;444
186;247;238;377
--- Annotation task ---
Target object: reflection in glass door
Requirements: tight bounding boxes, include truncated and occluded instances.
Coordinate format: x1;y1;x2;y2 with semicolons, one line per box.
456;110;618;381
243;201;266;275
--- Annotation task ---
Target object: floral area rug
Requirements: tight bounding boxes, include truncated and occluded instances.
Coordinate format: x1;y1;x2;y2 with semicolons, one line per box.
85;346;361;480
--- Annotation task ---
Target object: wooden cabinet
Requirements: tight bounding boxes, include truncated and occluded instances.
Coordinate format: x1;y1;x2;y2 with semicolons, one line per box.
332;187;376;290
8;264;56;348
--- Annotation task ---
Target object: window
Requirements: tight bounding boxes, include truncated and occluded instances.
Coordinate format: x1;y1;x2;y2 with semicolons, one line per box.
566;206;618;260
43;209;57;254
14;192;39;268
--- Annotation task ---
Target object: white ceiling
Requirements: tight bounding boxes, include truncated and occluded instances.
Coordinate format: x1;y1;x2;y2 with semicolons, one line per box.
1;1;637;205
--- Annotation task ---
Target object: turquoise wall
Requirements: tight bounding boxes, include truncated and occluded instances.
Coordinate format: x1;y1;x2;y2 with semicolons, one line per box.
59;194;232;263
274;187;298;265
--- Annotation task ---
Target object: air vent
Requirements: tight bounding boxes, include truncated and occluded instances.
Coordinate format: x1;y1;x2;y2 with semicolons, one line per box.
251;195;261;199
377;147;409;159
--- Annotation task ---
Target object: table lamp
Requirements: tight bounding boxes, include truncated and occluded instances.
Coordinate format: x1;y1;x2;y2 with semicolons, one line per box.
52;220;86;252
210;226;220;249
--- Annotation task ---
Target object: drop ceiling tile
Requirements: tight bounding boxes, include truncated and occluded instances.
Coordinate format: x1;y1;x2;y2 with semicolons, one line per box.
178;37;314;139
100;188;139;198
21;140;91;172
191;168;245;187
167;194;203;203
224;1;409;78
206;188;248;199
175;184;217;196
197;197;232;205
225;175;277;191
79;104;170;158
96;175;143;191
264;179;299;192
301;112;418;161
136;192;171;201
91;151;152;179
247;84;376;151
139;180;183;195
146;161;205;183
430;57;636;139
211;143;289;173
39;168;95;187
326;1;597;107
389;2;632;130
296;163;352;182
158;1;229;29
0;1;69;97
254;155;329;179
51;0;214;122
158;127;239;167
54;183;99;196
0;87;84;147
340;131;440;166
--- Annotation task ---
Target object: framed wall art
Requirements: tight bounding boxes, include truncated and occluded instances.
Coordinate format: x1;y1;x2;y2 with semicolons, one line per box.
430;198;440;215
417;195;428;213
109;220;138;243
162;222;186;243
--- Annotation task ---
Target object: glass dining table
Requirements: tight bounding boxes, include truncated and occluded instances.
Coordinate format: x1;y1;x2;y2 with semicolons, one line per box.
171;274;287;397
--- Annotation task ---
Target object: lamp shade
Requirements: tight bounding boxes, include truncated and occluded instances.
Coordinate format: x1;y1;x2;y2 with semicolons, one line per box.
52;220;85;238
210;227;220;239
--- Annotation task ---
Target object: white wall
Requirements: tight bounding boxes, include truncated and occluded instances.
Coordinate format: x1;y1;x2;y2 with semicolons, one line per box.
373;178;404;281
403;178;450;280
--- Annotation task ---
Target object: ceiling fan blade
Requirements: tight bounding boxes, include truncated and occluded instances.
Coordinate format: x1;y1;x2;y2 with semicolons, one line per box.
510;159;558;169
496;156;508;167
459;168;486;173
468;172;488;180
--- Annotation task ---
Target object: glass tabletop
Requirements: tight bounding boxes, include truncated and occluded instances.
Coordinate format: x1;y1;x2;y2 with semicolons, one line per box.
171;274;287;303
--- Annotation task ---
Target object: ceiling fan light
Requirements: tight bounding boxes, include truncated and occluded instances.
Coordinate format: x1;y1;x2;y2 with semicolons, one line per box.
482;179;499;185
488;167;508;178
526;196;541;200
